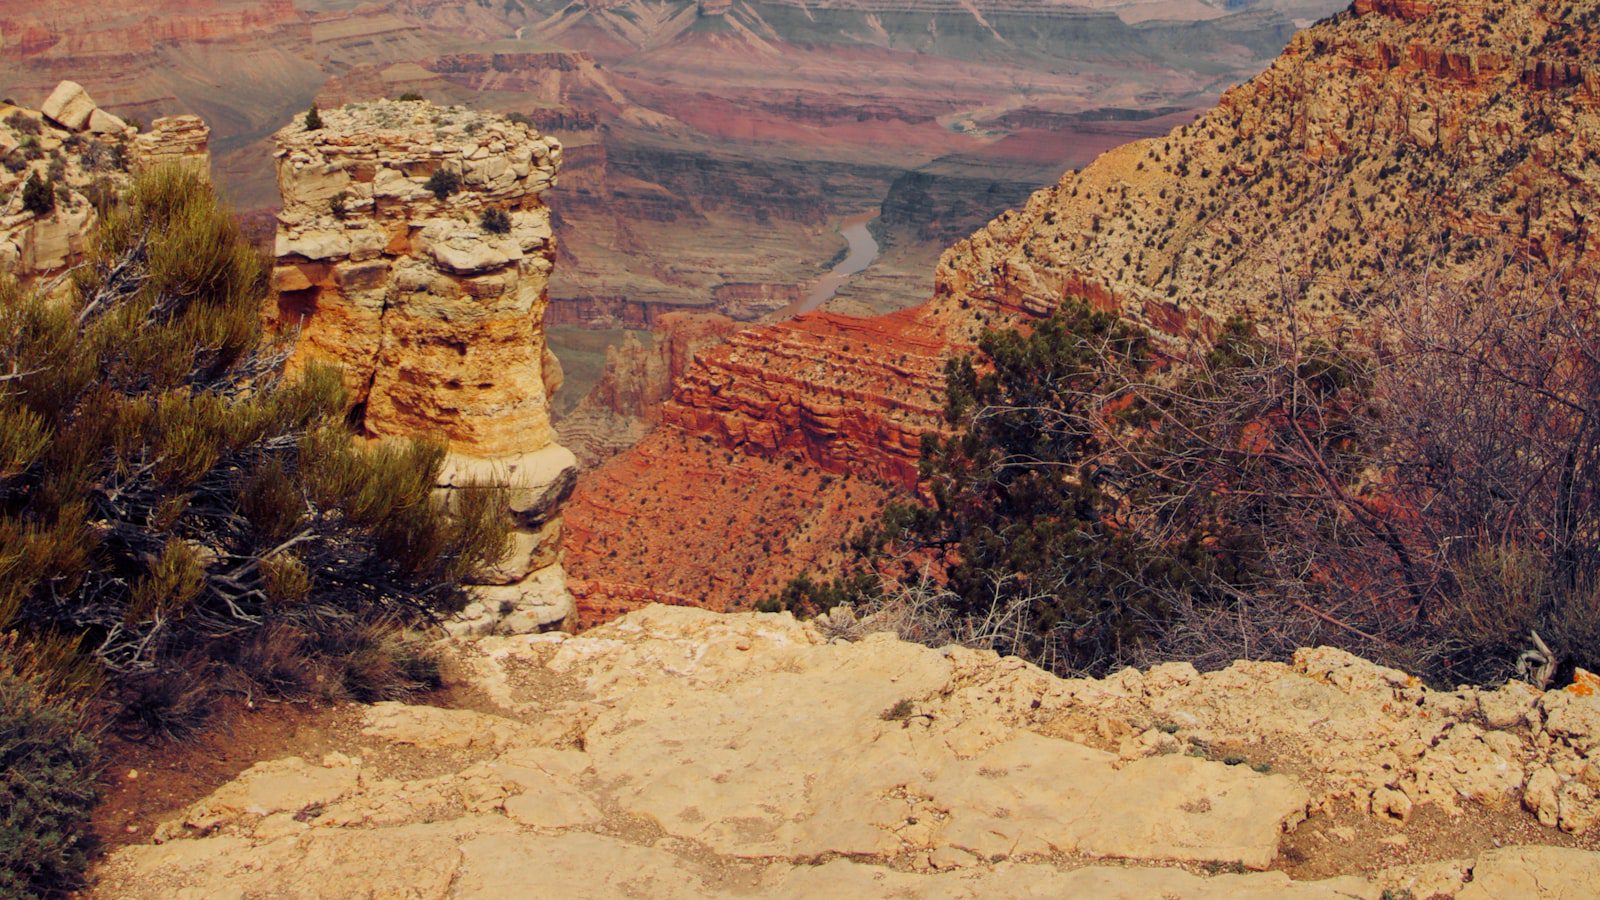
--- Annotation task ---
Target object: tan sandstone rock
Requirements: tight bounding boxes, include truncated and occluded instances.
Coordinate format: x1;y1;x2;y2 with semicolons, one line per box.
267;100;574;636
40;80;97;130
91;607;1600;898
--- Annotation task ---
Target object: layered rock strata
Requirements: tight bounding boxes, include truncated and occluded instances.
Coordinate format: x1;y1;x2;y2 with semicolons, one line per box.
556;311;739;468
267;100;577;635
0;81;209;278
566;0;1600;619
91;606;1600;897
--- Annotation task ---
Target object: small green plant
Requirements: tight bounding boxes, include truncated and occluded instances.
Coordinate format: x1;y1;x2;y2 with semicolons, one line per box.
304;104;324;131
398;92;425;102
330;190;351;220
425;168;461;201
479;206;511;234
0;661;101;897
20;173;54;215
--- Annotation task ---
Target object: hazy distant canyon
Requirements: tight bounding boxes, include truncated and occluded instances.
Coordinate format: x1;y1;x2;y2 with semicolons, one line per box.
0;0;1343;444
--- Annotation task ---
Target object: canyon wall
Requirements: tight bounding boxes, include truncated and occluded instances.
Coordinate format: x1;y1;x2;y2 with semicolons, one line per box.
564;0;1600;618
267;99;578;635
0;81;209;280
556;311;740;467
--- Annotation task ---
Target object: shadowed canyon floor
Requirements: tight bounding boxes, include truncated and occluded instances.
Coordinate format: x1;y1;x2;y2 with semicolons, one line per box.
90;607;1600;897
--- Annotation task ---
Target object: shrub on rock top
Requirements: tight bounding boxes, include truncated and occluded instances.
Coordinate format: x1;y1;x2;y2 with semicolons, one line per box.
21;173;54;215
425;168;461;201
480;206;511;234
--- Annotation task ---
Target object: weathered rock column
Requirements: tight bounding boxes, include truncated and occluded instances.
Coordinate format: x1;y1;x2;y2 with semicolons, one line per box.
268;99;577;634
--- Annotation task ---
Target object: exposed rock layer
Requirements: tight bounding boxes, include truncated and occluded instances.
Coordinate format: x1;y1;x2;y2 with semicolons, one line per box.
566;0;1600;617
556;311;739;468
267;99;577;634
91;606;1600;897
0;82;209;279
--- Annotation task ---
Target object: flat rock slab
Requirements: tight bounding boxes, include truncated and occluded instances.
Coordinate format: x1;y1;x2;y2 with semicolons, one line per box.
90;606;1600;898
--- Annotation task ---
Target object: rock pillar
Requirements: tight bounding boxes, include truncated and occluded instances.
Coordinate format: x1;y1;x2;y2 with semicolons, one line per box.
269;99;576;634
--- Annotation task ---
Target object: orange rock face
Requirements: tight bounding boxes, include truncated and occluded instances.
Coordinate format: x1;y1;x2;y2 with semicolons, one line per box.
660;309;950;491
561;302;957;616
269;99;579;636
564;429;893;615
567;0;1600;622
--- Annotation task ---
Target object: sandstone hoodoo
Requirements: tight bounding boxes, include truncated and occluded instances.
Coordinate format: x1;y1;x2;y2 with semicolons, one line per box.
268;99;578;636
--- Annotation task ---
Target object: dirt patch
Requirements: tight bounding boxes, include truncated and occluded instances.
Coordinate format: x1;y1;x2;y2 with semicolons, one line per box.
89;672;490;855
1280;800;1600;881
91;697;355;854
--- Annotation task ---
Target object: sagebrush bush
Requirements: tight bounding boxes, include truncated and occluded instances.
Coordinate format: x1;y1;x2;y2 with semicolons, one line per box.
0;643;101;898
21;173;54;216
480;207;511;234
425;168;460;201
0;166;509;733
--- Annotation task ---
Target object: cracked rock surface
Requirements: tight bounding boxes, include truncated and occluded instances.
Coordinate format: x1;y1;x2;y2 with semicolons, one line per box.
92;606;1600;898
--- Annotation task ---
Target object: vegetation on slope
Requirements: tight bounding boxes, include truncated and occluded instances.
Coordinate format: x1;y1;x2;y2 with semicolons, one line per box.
776;258;1600;686
0;167;509;895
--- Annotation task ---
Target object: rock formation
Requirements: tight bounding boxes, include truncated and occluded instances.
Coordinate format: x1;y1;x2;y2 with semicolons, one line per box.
267;99;578;635
564;0;1600;618
90;606;1600;897
932;0;1600;340
556;311;739;468
0;81;209;280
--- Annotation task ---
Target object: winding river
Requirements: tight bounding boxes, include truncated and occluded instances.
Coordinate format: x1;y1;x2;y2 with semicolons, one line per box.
788;214;879;316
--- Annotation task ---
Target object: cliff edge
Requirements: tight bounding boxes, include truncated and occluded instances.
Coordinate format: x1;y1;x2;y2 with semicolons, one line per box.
90;606;1600;896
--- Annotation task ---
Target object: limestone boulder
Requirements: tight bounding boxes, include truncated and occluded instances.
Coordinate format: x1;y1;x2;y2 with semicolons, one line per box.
87;108;127;134
40;81;96;131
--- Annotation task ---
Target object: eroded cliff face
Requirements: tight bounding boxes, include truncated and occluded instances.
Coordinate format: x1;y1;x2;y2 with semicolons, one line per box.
563;0;1600;618
90;607;1600;896
0;81;209;279
556;311;740;468
268;100;578;635
931;0;1600;340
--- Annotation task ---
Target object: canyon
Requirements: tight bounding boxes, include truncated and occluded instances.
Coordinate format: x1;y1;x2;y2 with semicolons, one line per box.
0;0;1345;442
6;2;1600;893
563;0;1600;617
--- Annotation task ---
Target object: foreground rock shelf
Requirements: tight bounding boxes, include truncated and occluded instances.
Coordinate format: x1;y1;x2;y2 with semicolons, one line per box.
92;607;1600;897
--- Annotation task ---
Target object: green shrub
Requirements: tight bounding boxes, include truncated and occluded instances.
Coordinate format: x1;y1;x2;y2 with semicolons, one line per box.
425;168;460;201
0;648;101;898
397;92;425;103
20;174;54;216
479;207;511;234
0;166;510;731
304;104;323;131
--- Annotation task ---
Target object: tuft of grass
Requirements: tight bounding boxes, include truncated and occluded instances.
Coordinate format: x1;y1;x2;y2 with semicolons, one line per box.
880;698;915;722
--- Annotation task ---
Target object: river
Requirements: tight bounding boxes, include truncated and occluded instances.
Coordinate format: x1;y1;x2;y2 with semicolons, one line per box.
787;214;879;317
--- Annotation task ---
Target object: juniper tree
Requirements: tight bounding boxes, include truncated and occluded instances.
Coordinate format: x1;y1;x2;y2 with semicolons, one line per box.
0;166;509;733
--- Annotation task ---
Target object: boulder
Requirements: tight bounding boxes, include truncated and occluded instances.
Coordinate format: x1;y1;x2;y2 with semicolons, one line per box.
40;81;96;131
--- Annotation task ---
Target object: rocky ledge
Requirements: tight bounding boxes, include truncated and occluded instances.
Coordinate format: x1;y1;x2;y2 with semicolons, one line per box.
0;81;209;278
92;606;1600;897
